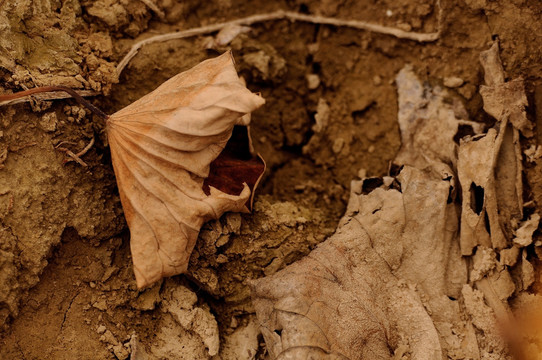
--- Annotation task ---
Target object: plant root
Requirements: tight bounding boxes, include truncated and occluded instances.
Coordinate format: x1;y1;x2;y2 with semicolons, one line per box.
117;1;442;76
0;89;99;107
55;137;95;167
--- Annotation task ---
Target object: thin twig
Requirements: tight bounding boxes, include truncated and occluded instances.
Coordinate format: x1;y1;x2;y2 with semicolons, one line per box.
0;89;99;106
117;4;442;76
72;137;95;159
62;149;88;167
0;3;443;109
0;86;108;119
56;137;95;167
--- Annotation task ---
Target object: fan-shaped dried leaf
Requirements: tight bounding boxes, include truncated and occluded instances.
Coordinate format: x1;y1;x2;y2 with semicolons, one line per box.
107;52;265;288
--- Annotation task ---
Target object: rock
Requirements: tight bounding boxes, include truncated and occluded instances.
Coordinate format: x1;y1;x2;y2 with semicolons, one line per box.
471;247;497;282
93;299;108;311
443;76;464;88
306;74;320;89
521;249;535;290
113;344;129;360
100;330;119;346
96;325;107;334
313;98;330;133
39;112;57;132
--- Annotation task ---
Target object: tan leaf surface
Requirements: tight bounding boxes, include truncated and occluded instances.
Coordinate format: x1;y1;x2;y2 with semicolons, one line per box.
458;42;525;256
107;52;265;288
250;42;532;360
479;42;533;137
250;65;477;360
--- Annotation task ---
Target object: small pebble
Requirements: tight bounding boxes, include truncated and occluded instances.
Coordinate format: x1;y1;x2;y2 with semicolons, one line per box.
373;75;382;86
39;112;57;132
215;24;251;46
443;76;464;88
93;299;107;311
306;74;320;90
97;325;107;334
101;330;118;345
216;254;228;264
215;234;230;247
332;138;345;154
396;22;412;32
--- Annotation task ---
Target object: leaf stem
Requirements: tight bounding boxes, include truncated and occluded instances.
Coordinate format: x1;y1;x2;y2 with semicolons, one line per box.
0;86;109;119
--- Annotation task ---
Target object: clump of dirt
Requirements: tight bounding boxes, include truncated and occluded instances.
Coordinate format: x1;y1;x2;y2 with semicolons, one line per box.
0;0;119;92
1;0;542;359
0;105;123;330
189;196;335;305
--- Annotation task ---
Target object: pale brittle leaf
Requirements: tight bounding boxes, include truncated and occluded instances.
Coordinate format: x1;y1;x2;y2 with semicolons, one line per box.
107;52;265;288
250;66;477;360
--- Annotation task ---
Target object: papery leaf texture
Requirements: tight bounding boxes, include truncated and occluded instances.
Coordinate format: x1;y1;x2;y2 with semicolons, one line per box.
106;51;265;288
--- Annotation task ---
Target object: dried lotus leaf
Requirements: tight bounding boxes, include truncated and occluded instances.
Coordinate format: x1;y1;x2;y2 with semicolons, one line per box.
107;52;265;288
250;67;476;360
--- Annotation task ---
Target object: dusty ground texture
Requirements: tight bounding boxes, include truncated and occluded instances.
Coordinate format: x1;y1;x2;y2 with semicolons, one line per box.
0;0;542;359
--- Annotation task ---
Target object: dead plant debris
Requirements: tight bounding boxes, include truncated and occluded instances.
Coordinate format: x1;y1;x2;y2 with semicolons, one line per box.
251;43;540;360
0;52;266;289
107;52;265;288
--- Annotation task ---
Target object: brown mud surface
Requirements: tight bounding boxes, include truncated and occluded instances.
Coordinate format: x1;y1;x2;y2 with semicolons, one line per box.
1;0;542;359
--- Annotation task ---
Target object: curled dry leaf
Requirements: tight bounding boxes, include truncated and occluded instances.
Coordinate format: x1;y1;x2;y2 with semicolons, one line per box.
250;66;479;360
250;42;535;360
479;42;533;137
458;42;524;257
107;52;265;288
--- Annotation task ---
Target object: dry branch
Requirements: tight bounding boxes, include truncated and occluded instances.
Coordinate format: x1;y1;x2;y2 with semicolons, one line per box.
117;4;442;76
0;89;99;107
